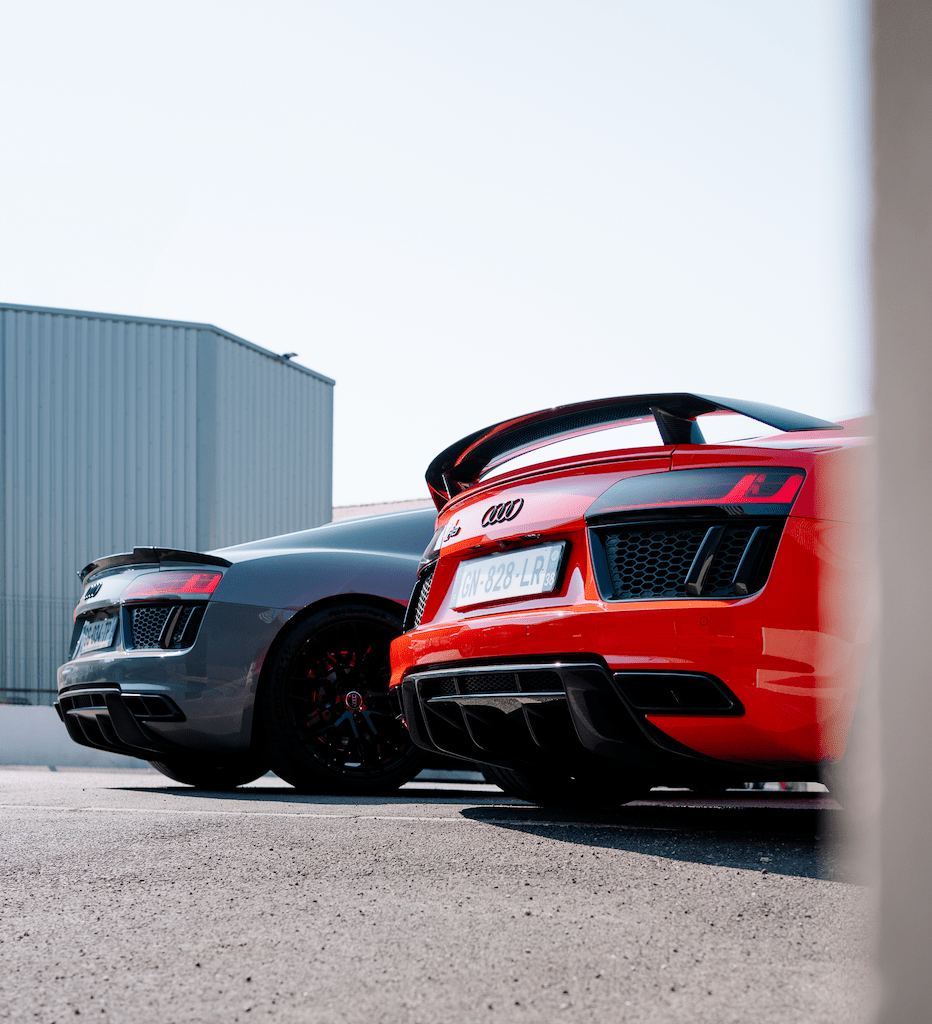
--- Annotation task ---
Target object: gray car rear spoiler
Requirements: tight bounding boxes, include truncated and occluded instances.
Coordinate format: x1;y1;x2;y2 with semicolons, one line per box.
79;547;232;584
425;392;841;509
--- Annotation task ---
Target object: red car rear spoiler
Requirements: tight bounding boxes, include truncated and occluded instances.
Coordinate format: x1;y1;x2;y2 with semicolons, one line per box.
425;393;841;509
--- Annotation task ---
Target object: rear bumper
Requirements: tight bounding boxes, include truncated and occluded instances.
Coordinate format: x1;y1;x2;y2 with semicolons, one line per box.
55;599;288;761
390;516;867;773
55;642;251;759
392;658;802;783
56;638;256;762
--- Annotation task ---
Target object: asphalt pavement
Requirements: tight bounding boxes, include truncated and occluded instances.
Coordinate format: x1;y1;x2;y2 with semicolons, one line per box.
0;768;871;1024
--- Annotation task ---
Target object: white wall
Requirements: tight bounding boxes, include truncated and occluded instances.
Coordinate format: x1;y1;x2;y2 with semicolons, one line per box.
0;705;146;768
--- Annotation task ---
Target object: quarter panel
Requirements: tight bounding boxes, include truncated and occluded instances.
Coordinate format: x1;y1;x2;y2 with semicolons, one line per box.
172;550;422;749
211;549;420;611
146;600;286;750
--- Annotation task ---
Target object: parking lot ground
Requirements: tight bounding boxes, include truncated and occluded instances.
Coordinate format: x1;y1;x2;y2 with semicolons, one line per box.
0;767;871;1024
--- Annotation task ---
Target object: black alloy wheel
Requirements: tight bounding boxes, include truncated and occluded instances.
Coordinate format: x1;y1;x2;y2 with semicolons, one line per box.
148;753;269;790
256;605;426;794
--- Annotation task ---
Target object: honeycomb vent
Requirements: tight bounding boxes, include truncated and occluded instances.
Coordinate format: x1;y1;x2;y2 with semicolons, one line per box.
404;565;436;631
604;526;706;598
597;520;778;600
130;605;173;648
418;668;564;700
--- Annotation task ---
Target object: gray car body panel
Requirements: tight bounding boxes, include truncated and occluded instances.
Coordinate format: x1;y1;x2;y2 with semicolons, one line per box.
56;509;437;757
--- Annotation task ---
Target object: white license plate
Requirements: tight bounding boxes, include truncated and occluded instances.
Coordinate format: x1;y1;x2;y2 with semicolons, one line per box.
451;542;566;609
80;617;118;654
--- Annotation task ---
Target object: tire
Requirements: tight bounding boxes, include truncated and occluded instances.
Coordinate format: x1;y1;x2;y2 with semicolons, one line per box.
148;754;269;790
481;764;650;807
255;604;427;795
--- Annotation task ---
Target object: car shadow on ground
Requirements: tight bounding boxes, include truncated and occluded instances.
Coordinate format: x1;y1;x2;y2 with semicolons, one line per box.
113;784;516;806
113;783;853;882
458;801;854;883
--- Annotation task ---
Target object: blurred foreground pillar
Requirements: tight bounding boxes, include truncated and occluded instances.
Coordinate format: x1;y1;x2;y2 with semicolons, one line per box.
873;1;932;1020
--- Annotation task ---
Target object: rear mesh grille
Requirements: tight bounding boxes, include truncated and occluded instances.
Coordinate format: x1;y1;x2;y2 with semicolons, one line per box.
604;526;705;598
457;672;519;694
404;565;435;631
520;670;564;692
130;605;173;648
419;668;564;700
594;519;781;600
127;603;205;650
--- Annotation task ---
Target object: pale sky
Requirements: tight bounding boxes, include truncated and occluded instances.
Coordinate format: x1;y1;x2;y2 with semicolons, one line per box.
0;1;869;506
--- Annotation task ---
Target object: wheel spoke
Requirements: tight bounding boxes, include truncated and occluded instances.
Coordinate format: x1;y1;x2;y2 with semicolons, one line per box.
304;635;346;678
354;632;389;676
273;612;418;783
304;708;351;739
287;688;328;704
353;723;374;773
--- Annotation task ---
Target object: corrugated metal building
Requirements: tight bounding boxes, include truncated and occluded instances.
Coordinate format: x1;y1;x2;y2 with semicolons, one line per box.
0;303;334;705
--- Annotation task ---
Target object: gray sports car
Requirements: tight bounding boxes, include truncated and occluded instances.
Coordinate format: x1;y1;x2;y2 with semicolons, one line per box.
55;508;437;792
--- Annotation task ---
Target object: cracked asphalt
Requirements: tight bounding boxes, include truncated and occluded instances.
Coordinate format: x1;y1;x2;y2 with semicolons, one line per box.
0;768;871;1024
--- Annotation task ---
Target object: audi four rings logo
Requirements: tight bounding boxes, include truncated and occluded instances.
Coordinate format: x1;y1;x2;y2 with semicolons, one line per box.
481;498;524;528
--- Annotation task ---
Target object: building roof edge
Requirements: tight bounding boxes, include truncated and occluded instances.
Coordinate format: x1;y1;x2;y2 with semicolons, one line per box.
0;301;335;386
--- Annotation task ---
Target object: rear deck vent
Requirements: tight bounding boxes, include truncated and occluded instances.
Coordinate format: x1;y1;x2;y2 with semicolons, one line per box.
593;518;781;600
418;668;564;700
167;606;195;648
130;605;173;648
604;526;705;598
404;565;436;631
126;603;206;650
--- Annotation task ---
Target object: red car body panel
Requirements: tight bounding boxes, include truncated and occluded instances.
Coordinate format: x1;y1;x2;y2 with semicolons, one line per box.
390;396;869;785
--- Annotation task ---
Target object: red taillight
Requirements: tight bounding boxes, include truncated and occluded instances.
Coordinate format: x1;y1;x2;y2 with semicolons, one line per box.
122;570;222;600
717;471;804;504
586;467;806;518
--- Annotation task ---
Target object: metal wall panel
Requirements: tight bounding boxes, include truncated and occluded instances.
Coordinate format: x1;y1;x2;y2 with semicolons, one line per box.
202;329;334;549
0;304;333;705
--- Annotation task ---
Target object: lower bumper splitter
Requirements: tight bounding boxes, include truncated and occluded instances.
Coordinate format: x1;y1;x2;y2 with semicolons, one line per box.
397;660;759;782
55;688;185;758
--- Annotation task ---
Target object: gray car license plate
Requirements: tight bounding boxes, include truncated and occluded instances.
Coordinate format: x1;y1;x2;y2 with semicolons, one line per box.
80;616;118;654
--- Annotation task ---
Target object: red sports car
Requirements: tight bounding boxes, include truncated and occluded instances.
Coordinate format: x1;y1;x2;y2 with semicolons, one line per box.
389;394;869;804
